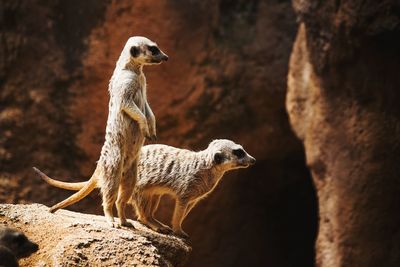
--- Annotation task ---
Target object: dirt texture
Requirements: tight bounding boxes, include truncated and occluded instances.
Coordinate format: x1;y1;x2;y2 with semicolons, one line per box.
0;0;317;266
287;1;400;266
0;204;191;266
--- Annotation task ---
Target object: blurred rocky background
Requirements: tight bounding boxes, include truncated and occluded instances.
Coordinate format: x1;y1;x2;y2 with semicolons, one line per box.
288;0;400;266
3;0;398;266
0;0;317;266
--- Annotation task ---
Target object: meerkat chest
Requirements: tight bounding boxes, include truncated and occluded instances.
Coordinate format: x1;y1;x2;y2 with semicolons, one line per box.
138;73;146;89
114;71;147;110
134;73;147;109
196;169;225;198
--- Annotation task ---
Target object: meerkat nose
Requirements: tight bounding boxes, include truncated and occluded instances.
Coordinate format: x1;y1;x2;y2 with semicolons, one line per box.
163;55;169;61
249;157;256;165
32;243;39;252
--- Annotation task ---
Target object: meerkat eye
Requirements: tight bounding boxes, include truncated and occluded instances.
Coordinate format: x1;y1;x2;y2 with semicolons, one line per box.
214;152;225;164
130;46;140;57
148;45;160;55
233;149;245;158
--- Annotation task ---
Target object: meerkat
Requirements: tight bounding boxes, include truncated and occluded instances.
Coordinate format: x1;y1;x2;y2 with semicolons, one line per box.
37;139;256;238
33;36;168;228
0;227;39;267
133;139;256;238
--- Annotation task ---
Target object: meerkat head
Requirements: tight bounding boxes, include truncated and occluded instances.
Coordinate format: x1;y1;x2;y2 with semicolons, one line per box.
207;139;256;171
0;228;39;259
125;36;168;66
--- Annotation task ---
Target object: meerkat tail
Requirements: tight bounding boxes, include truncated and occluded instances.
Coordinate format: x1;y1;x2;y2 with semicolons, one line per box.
33;167;87;191
49;176;97;213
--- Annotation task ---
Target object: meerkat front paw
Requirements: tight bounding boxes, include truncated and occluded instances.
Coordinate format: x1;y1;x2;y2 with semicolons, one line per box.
148;134;157;141
147;121;157;141
120;220;135;228
108;221;120;228
140;123;151;138
157;225;173;234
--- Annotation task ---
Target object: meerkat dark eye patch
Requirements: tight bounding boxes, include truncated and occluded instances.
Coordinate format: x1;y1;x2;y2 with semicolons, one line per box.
130;46;140;57
148;45;160;55
214;152;225;164
233;149;245;158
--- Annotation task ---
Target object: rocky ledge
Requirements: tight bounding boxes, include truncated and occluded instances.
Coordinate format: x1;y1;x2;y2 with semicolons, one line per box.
0;204;191;266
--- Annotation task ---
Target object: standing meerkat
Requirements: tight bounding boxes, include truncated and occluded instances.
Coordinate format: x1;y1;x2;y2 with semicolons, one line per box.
38;139;256;238
0;227;39;267
33;36;168;228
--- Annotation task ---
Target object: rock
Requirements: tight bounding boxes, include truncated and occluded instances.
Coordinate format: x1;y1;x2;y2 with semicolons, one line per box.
0;204;191;267
287;1;400;266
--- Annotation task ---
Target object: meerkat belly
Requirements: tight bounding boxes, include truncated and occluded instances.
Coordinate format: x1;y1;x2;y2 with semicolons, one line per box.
123;117;145;150
141;185;177;197
99;117;143;167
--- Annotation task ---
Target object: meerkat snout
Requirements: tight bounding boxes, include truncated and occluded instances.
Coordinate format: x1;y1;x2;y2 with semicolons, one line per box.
231;147;256;167
146;43;168;62
147;45;168;63
249;156;256;165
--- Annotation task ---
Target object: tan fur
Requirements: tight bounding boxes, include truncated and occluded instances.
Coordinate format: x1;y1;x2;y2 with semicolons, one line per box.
33;36;168;228
38;139;255;238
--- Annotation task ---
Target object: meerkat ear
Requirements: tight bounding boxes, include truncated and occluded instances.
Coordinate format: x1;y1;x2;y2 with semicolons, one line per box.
214;152;225;164
130;46;140;57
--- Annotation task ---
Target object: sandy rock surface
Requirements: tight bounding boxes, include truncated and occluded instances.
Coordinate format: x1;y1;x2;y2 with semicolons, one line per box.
0;204;191;267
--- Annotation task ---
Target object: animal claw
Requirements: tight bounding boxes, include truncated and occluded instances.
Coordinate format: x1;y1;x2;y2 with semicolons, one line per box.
157;226;173;235
121;221;135;228
146;134;157;141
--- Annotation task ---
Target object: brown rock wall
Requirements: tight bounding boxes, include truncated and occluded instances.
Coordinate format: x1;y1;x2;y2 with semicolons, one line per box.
287;1;400;266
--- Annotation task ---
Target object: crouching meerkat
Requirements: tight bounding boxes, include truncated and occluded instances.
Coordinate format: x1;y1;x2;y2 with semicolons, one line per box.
0;227;39;267
38;139;256;238
33;36;168;228
133;139;256;238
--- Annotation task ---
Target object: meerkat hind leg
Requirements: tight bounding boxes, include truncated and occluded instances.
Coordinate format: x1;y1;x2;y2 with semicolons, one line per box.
102;193;118;228
136;193;170;233
116;165;137;228
172;199;189;238
100;167;121;228
151;194;161;217
116;190;134;227
149;195;172;234
183;200;198;220
142;194;171;233
135;193;155;225
131;199;142;221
